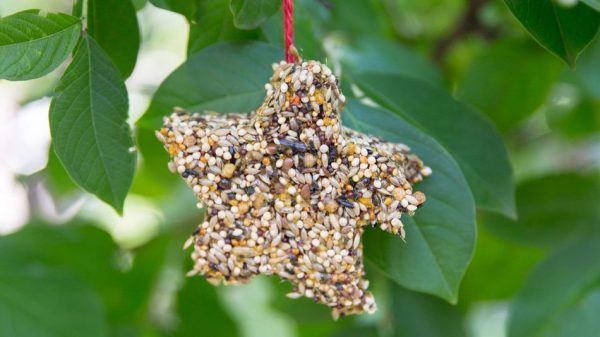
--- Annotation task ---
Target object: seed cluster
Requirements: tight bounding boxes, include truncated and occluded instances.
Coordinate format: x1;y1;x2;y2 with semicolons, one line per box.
157;60;431;318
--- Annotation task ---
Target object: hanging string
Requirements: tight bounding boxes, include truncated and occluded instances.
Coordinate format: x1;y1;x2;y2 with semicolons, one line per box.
283;0;297;63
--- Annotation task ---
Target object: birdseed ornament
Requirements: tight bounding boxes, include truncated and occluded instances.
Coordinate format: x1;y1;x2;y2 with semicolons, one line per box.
157;59;431;318
156;0;431;319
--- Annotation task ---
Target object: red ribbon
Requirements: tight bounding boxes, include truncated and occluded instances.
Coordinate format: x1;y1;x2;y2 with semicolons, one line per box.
283;0;296;63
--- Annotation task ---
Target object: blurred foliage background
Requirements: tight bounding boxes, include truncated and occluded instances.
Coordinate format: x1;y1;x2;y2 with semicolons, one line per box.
0;0;599;337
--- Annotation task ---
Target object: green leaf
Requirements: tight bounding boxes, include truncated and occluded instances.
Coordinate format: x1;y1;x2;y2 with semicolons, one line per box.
0;224;116;337
139;41;281;130
391;285;466;337
483;174;600;247
88;0;140;78
354;73;516;217
149;0;197;19
131;128;179;197
458;40;563;132
45;145;80;195
0;223;172;330
345;100;476;303
230;0;280;29
582;0;600;12
545;88;600;138
0;266;107;337
188;0;262;55
49;35;136;214
133;0;148;11
73;0;83;17
0;224;126;322
327;0;391;36
118;235;171;321
459;224;545;304
337;37;443;86
508;235;600;337
379;0;463;41
331;325;378;337
503;0;600;67
175;278;239;337
576;36;600;99
0;10;81;81
0;224;121;287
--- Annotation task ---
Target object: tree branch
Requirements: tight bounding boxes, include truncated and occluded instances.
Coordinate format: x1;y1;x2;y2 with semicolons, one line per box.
316;0;334;10
433;0;498;62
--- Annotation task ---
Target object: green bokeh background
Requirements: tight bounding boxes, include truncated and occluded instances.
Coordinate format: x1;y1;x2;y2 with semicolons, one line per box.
1;1;599;337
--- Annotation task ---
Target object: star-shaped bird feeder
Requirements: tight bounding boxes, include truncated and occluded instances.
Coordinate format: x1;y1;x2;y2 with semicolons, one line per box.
156;60;431;318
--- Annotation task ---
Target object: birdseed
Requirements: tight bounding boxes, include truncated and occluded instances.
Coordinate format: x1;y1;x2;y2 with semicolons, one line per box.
158;60;431;319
